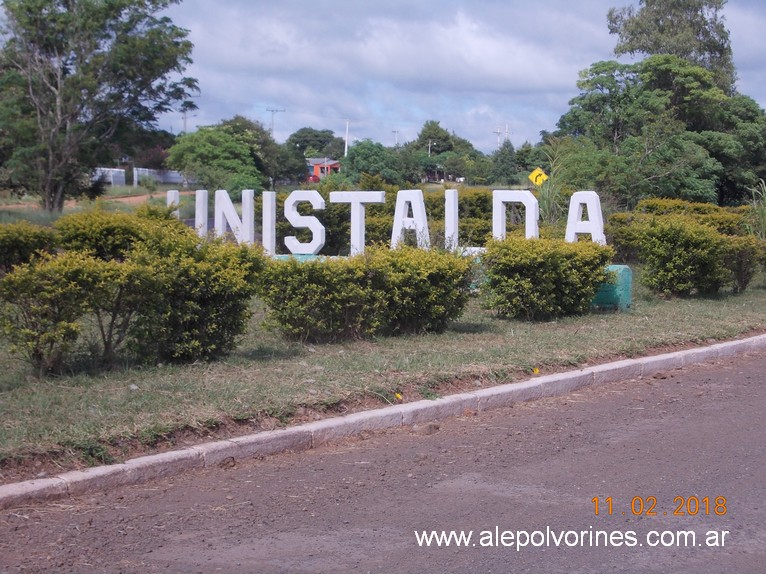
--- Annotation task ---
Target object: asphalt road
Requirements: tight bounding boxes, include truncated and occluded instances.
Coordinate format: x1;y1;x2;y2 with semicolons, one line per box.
1;351;765;574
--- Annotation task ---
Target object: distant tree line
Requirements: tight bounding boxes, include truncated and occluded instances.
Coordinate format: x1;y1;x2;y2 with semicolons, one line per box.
1;0;764;212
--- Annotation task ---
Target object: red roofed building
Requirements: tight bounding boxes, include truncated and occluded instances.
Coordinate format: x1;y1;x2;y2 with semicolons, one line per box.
307;158;341;182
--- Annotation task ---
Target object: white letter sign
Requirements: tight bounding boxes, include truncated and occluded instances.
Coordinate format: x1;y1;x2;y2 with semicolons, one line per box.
329;191;386;255
492;190;539;240
284;190;326;255
391;189;430;249
565;191;606;245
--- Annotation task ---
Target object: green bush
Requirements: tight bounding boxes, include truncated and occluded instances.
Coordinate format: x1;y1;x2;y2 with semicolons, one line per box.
365;246;473;334
55;208;147;261
0;221;58;274
695;212;748;236
639;216;729;296
458;217;492;247
365;215;394;246
129;205;201;257
258;247;472;342
635;198;721;216
455;188;493;219
1;209;268;373
606;212;652;262
483;237;614;320
0;252;94;374
81;258;161;366
258;256;386;342
721;235;764;293
129;239;267;362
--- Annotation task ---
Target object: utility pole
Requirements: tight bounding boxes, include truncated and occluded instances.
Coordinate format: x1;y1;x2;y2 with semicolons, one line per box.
181;109;197;133
493;127;502;149
392;130;399;147
344;119;350;157
266;107;285;136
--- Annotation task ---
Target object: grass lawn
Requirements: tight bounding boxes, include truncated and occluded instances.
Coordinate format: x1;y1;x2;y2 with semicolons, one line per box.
2;268;766;477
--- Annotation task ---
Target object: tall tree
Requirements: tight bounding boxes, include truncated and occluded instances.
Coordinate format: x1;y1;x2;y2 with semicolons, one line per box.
0;0;197;211
285;127;344;159
414;120;453;156
165;125;265;194
490;140;517;185
554;55;766;207
218;115;281;181
344;140;403;185
607;0;736;93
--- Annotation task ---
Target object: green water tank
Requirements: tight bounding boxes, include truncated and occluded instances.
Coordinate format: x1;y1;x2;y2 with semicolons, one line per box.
592;265;632;311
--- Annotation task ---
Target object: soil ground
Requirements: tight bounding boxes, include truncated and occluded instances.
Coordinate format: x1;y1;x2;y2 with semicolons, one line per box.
1;351;764;573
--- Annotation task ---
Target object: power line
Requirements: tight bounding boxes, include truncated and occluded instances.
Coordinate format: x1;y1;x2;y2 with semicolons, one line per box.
266;107;285;135
493;127;502;149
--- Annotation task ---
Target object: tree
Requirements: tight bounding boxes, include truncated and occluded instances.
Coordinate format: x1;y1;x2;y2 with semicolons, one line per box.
413;120;453;156
165;126;264;195
463;154;492;185
490;140;517;185
607;0;736;93
556;54;766;206
106;122;176;169
515;142;548;175
556;61;644;153
0;60;36;195
218;115;286;182
0;0;197;211
286;127;344;159
344;140;403;185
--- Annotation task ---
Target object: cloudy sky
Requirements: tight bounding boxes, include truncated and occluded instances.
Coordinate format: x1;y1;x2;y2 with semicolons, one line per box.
158;0;766;154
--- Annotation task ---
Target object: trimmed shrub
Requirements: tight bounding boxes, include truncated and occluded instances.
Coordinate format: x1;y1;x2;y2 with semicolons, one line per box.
129;239;267;362
365;215;394;246
695;212;748;236
455;188;493;219
55;208;147;261
483;237;614;320
0;221;58;274
0;252;94;374
365;246;473;335
606;212;652;262
1;207;268;373
81;258;161;366
258;256;387;342
258;247;473;342
721;235;764;293
639;216;729;296
635;198;722;216
458;217;492;247
635;198;748;234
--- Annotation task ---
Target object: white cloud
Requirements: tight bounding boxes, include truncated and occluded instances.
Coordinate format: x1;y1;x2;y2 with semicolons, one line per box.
159;0;766;153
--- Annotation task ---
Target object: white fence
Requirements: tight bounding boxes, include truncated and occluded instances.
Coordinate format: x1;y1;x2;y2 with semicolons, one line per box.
133;167;188;187
92;168;126;186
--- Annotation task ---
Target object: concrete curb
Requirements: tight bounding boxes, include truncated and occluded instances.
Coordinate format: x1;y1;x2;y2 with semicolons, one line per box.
2;334;765;510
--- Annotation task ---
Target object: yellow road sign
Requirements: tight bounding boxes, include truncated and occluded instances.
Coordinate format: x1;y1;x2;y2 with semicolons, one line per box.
528;167;549;186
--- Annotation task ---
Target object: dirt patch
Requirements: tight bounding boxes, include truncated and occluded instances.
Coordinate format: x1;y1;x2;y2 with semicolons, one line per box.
1;351;764;573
